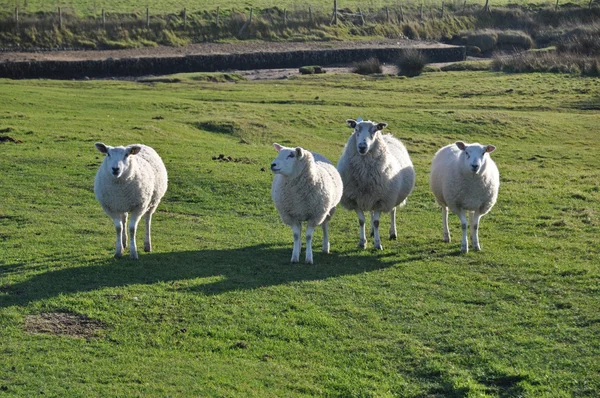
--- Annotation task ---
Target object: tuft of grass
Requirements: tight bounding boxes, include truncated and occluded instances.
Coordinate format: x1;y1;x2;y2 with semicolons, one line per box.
396;48;427;77
351;57;383;75
492;51;600;76
299;65;326;75
441;60;492;71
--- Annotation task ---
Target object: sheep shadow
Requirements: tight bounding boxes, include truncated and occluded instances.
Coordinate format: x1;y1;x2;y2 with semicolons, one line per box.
0;244;394;309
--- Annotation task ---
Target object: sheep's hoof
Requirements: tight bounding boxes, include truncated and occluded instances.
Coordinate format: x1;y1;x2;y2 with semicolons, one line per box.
322;243;330;253
358;240;367;249
144;244;152;252
461;245;468;254
389;234;397;240
444;235;451;243
472;245;481;252
305;258;314;265
130;253;139;260
374;243;384;250
290;257;299;264
114;252;123;259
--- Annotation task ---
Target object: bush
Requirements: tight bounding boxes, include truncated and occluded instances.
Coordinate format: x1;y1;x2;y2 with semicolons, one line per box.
496;30;534;50
299;65;325;75
351;57;383;75
396;49;427;77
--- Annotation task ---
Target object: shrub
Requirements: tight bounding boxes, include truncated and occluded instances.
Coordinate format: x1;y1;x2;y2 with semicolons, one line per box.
496;30;534;50
462;30;498;53
396;49;427;77
299;65;325;75
351;57;383;75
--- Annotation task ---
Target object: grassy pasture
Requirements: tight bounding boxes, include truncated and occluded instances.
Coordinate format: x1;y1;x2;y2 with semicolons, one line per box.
0;71;599;396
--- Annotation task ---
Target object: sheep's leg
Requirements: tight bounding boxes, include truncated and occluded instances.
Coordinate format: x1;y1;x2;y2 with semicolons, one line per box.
121;213;128;249
144;207;156;252
291;222;302;263
369;211;375;237
442;206;450;243
128;209;145;260
389;207;397;240
112;214;125;258
458;210;469;253
470;211;482;251
321;221;330;254
305;223;316;264
357;210;367;249
373;211;383;250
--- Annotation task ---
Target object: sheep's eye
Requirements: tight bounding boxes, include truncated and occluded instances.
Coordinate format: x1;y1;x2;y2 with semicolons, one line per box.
288;153;295;158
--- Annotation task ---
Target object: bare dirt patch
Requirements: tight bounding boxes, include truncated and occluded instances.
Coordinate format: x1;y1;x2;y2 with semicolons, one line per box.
24;312;105;339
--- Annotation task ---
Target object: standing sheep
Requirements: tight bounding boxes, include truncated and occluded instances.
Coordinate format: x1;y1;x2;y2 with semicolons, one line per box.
271;143;343;264
429;141;499;253
94;143;168;260
337;119;415;250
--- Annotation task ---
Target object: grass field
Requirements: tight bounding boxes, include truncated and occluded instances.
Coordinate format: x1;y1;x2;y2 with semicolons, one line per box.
0;70;599;396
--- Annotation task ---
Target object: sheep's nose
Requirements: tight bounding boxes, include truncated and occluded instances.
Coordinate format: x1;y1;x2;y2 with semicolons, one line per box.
112;167;120;175
270;163;277;169
471;165;478;171
358;143;367;153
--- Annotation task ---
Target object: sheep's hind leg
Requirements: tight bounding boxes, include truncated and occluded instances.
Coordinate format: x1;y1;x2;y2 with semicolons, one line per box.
321;221;330;254
128;208;145;260
442;206;450;243
389;207;397;240
357;210;367;249
458;210;469;253
112;213;125;258
291;222;302;263
121;213;128;249
369;211;375;237
305;223;316;264
470;211;482;251
144;206;157;252
373;211;383;250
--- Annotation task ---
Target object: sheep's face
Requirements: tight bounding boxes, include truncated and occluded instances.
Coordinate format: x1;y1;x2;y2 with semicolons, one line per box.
456;142;496;174
271;143;305;176
346;119;387;155
95;143;142;179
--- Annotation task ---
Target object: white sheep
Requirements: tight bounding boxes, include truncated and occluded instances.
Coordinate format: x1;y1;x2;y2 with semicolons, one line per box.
270;143;343;264
94;143;168;260
429;141;499;253
337;119;415;250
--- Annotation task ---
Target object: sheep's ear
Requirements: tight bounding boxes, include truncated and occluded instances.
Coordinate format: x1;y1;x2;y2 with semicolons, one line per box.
346;119;357;129
455;141;467;151
95;142;109;154
127;145;142;156
376;122;388;131
273;143;283;152
485;145;496;153
295;147;305;159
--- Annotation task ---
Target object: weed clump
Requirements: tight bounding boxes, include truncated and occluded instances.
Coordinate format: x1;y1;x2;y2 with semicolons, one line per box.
396;49;426;77
351;57;383;75
299;65;326;75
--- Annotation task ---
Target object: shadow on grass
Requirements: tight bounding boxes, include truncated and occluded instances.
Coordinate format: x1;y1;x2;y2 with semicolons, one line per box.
0;244;396;308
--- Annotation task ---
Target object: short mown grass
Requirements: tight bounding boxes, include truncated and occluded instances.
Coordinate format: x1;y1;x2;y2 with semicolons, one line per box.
0;71;599;396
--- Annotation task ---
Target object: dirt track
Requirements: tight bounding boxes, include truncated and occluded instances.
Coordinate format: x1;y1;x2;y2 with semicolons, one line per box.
0;39;456;63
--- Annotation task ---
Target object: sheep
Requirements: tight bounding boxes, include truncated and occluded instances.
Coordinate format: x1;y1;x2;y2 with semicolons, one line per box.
94;143;168;260
270;143;343;264
429;141;499;253
337;119;415;250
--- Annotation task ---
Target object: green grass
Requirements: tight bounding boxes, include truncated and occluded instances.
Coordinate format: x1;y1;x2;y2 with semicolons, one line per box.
1;70;599;396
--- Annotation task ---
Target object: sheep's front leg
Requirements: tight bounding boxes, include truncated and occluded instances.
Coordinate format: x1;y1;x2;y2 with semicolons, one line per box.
305;223;316;264
389;207;397;240
321;221;330;254
442;206;450;243
458;209;469;253
357;210;367;249
373;211;383;250
369;211;375;237
291;222;302;263
121;213;128;249
144;207;157;252
470;211;482;251
128;209;145;260
112;214;125;258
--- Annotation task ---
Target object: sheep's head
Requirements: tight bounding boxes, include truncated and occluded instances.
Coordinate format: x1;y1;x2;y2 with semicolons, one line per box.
271;143;307;176
95;142;142;179
346;119;387;155
455;141;496;174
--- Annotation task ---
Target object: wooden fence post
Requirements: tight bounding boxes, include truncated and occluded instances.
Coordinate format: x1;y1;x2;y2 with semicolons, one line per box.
146;7;150;28
216;6;220;25
420;3;423;19
385;7;390;23
463;0;467;12
483;0;490;12
283;8;287;25
332;0;338;24
358;7;365;25
102;8;105;29
58;7;62;29
588;0;592;8
238;9;252;35
400;4;404;22
15;7;19;30
441;0;445;17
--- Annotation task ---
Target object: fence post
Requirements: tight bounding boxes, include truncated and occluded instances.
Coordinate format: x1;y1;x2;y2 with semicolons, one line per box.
400;4;404;22
146;7;150;28
588;0;592;8
332;0;338;24
283;8;287;25
238;9;252;35
420;3;423;19
183;8;187;29
58;7;62;29
216;6;220;25
463;0;467;12
385;7;390;23
358;7;365;25
15;7;19;30
102;9;105;29
483;0;490;12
